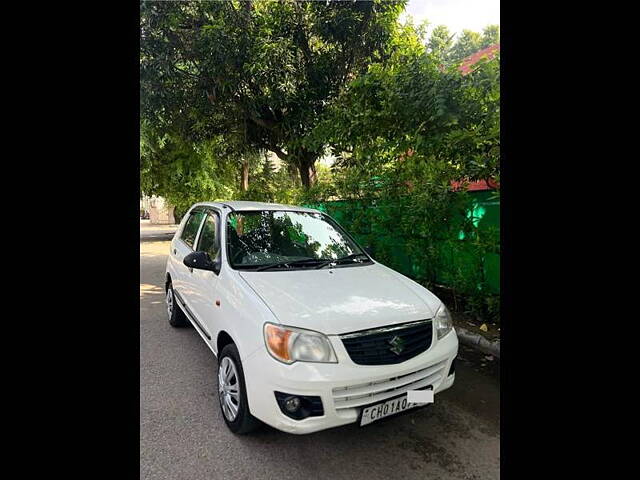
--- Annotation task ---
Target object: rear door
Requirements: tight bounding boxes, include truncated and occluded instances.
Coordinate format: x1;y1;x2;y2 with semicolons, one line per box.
169;208;206;309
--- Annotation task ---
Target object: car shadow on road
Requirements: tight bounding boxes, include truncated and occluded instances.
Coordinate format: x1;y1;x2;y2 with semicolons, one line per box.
228;400;489;478
140;233;175;243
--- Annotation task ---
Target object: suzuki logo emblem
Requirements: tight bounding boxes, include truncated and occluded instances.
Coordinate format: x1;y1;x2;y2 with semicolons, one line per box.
388;335;405;355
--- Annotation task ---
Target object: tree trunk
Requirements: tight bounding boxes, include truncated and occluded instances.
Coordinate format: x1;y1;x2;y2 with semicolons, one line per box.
240;158;249;191
267;145;318;189
298;155;317;189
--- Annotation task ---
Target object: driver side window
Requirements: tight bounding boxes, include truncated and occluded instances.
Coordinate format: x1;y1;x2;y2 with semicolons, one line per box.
180;210;205;248
196;212;220;260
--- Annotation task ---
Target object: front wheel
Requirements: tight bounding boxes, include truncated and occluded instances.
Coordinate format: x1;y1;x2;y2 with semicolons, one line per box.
218;344;261;434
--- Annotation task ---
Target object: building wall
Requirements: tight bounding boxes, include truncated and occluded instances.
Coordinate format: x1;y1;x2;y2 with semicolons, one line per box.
141;195;176;225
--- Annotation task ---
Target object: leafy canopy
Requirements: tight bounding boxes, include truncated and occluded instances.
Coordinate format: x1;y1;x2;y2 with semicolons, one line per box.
140;0;405;187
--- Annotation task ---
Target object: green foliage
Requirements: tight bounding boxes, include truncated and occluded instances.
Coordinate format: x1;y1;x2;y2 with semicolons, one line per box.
480;25;500;48
427;25;454;60
449;29;483;62
140;126;237;217
313;21;499;183
235;154;300;204
446;25;500;62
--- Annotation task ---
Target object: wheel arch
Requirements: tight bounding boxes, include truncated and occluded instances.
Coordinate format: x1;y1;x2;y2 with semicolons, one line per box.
217;330;235;356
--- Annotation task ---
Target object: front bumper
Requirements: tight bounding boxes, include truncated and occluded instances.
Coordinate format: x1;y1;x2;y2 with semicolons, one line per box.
243;329;458;434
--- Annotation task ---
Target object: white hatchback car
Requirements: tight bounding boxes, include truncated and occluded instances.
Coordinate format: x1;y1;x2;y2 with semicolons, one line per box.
165;201;458;434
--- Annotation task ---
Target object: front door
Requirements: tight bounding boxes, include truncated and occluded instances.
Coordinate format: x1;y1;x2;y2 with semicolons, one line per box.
190;210;222;340
170;209;206;313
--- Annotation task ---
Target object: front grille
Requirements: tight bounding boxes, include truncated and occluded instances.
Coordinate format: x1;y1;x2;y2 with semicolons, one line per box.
332;359;447;410
340;319;433;365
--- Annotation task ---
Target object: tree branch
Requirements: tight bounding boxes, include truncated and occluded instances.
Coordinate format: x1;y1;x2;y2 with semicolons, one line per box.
248;116;279;132
173;65;198;78
264;143;289;161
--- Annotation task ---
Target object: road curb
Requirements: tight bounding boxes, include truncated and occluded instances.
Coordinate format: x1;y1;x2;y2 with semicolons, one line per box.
456;327;500;358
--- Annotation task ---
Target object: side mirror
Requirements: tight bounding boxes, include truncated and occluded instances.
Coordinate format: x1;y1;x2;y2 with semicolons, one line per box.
183;251;221;275
364;245;375;257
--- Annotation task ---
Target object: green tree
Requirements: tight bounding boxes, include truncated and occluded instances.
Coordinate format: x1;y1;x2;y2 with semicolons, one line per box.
427;25;454;60
447;25;499;63
312;21;499;178
449;29;482;62
480;24;500;48
140;0;405;189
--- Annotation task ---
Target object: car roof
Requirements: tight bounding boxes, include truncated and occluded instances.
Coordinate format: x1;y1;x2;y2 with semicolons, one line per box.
192;200;320;213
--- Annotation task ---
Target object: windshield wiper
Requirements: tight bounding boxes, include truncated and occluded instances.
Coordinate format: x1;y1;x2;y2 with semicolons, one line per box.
314;253;371;269
254;258;327;272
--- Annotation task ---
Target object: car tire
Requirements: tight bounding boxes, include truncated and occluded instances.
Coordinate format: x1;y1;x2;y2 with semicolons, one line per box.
166;283;188;327
218;344;261;434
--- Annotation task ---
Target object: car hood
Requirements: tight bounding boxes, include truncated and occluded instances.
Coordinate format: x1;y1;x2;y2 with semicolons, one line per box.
238;263;438;335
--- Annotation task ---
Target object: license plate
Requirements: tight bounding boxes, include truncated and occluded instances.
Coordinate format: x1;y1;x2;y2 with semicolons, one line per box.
360;391;431;426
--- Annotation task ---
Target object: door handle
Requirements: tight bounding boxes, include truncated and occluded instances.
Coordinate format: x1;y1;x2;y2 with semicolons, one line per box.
173;248;177;255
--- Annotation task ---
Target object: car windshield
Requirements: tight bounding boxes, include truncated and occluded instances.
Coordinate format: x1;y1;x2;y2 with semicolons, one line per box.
226;210;367;270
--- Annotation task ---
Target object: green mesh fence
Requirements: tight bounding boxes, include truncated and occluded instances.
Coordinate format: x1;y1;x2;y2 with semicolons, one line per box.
305;190;500;295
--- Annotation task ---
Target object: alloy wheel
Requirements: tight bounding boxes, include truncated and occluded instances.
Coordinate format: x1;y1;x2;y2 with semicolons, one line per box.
218;356;241;421
166;288;174;319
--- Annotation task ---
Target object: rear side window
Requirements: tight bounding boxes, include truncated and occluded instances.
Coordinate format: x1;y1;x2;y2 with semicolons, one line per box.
180;210;205;248
197;213;220;259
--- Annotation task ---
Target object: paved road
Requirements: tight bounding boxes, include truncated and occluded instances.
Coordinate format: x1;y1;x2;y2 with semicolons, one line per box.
140;219;178;242
140;233;500;480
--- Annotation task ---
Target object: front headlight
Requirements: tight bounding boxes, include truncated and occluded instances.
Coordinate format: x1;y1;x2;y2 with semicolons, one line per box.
434;303;453;340
264;323;338;364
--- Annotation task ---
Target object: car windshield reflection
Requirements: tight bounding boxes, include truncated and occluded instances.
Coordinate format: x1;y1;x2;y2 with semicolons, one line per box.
226;210;370;270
